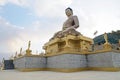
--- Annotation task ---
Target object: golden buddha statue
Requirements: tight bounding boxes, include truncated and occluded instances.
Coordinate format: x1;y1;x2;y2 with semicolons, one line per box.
43;8;93;55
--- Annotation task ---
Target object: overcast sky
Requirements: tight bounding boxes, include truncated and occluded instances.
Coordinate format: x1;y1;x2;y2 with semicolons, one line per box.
0;0;120;60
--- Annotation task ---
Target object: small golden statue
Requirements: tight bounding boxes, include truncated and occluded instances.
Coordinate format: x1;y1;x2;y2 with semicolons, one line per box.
103;33;112;50
104;33;108;43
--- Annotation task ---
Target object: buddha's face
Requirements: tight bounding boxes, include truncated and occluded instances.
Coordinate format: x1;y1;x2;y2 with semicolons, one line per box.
65;9;73;17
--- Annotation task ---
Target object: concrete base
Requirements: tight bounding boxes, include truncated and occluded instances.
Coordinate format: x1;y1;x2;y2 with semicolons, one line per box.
47;54;87;69
13;51;120;72
14;56;46;69
88;52;120;68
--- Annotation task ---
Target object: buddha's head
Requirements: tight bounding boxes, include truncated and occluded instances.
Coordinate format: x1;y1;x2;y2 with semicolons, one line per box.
65;7;73;17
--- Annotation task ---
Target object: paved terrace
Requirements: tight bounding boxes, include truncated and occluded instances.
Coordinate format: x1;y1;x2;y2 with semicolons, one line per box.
0;70;120;80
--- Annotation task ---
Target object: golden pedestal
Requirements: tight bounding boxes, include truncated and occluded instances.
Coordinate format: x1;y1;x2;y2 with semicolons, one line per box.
43;35;93;55
18;53;23;58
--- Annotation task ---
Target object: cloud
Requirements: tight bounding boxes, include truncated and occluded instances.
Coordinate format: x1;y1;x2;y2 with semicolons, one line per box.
29;0;72;17
0;0;120;58
0;0;72;18
0;16;24;54
0;0;29;7
0;16;23;41
70;0;120;38
0;17;58;54
0;0;7;6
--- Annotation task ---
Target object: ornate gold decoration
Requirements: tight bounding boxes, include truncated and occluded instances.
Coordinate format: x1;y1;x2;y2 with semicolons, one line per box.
43;35;93;56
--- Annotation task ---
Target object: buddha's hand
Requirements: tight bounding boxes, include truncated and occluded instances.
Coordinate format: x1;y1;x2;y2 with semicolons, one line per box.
62;26;75;33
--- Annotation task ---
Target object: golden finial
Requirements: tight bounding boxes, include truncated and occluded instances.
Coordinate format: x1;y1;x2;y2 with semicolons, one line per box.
14;51;17;58
18;48;23;57
25;41;32;56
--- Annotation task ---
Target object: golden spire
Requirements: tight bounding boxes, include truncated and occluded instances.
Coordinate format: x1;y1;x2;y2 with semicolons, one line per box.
28;41;31;50
20;47;22;54
25;41;32;56
18;48;23;57
14;51;18;58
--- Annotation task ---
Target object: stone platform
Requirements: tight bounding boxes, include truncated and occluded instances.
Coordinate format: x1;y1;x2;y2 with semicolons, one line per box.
14;55;46;71
13;50;120;72
87;50;120;71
